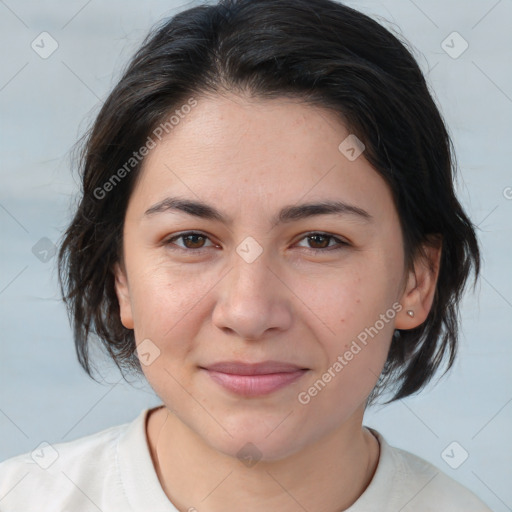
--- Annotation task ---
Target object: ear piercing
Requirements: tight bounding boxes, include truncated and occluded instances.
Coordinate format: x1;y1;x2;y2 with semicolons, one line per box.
406;310;414;318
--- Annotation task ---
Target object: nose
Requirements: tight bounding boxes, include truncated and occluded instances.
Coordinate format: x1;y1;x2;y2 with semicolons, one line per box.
211;248;293;341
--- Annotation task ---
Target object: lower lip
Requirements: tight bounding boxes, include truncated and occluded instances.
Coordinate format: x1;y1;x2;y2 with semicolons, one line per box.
202;369;308;397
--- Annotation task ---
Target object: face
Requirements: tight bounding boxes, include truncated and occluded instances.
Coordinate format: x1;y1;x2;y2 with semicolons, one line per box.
114;92;432;461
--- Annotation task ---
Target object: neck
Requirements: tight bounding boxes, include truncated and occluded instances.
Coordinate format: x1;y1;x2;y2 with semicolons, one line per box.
147;406;380;512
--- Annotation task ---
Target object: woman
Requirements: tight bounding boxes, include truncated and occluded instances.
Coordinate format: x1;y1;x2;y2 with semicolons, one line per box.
0;0;491;510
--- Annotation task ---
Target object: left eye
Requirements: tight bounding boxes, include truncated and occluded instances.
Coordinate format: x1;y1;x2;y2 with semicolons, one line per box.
295;233;349;252
163;231;348;252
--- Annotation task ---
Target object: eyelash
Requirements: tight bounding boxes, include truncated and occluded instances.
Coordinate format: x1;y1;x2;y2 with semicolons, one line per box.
163;231;350;254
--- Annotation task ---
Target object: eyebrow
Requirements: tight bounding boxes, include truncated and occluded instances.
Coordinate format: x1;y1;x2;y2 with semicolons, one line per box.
144;196;373;227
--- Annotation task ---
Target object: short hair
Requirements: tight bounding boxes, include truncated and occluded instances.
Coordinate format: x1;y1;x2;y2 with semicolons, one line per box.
57;0;481;405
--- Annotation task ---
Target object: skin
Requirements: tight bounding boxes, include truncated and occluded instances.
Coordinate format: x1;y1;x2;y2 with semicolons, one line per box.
114;91;441;512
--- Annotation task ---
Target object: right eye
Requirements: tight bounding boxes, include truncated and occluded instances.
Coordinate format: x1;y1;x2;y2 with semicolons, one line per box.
163;231;218;252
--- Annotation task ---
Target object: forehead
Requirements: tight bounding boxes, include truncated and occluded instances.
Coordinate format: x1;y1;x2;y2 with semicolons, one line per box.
129;93;396;223
160;92;348;161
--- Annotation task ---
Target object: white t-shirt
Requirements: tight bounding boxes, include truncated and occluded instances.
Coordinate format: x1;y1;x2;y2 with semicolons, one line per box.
0;407;492;511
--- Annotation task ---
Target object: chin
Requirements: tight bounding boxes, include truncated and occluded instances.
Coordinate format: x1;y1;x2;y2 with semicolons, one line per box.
191;409;314;463
211;430;306;463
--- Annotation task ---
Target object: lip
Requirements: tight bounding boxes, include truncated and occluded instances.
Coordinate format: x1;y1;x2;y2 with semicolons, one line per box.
200;361;309;397
202;360;307;375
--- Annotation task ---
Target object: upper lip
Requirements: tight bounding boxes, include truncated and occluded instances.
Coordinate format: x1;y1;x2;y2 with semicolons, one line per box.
201;361;308;375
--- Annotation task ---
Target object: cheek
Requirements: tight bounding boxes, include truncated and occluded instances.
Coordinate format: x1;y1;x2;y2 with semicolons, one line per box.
128;264;207;402
294;262;393;342
127;260;202;334
298;323;394;428
294;264;396;398
126;260;223;381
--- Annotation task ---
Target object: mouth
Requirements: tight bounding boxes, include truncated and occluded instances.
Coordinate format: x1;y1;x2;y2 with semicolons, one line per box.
199;360;309;397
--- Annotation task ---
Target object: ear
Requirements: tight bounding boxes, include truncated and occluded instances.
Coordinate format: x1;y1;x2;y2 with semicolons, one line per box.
113;261;134;329
395;236;442;329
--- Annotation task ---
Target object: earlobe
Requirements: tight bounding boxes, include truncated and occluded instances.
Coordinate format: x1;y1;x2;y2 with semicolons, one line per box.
113;261;134;330
395;238;442;330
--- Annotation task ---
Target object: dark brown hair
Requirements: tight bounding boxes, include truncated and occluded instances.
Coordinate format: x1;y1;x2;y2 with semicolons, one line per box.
58;0;480;405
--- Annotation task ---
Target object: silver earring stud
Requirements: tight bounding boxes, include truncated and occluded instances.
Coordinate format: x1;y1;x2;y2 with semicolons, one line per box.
406;310;414;318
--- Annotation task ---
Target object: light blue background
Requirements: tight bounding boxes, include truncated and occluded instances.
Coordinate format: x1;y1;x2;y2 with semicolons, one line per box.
1;1;511;510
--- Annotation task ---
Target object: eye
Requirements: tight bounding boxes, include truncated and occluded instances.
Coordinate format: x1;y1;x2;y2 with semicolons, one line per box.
294;232;350;252
163;231;350;254
164;231;217;251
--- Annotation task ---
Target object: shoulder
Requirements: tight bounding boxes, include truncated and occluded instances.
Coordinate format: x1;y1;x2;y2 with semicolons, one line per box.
389;443;491;510
360;429;492;512
0;411;146;511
